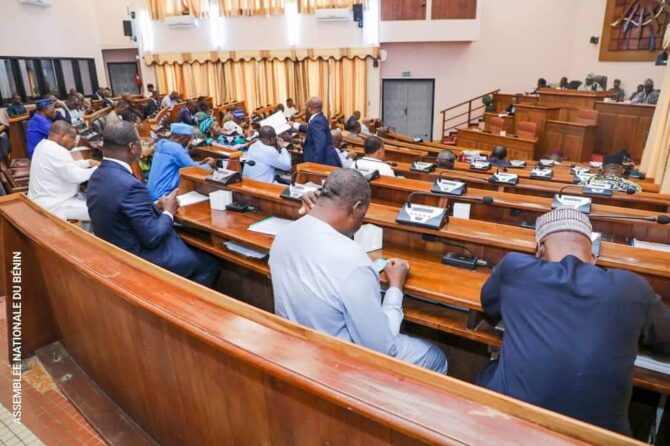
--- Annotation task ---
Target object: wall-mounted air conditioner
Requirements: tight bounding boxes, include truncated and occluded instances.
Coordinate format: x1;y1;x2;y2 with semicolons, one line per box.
315;8;350;22
165;15;199;28
19;0;53;7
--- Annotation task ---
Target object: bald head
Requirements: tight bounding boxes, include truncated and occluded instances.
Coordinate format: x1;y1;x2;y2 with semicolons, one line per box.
436;150;456;169
306;96;323;115
102;121;141;164
49;121;77;150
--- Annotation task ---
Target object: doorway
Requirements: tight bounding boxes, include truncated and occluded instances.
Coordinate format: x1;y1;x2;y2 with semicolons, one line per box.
382;79;435;140
107;62;139;96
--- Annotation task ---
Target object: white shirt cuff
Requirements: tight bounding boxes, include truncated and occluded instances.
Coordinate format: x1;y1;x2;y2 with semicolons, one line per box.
383;286;404;307
162;211;174;221
292;122;300;130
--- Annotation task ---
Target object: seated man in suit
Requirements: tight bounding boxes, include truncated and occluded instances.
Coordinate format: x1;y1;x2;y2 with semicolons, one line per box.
270;169;447;373
478;207;670;434
242;125;291;183
351;136;395;177
436;150;456;169
28;121;99;221
345;110;362;131
176;101;196;125
7;94;27;117
87;121;218;286
292;96;340;167
343;120;363;141
147;123;216;201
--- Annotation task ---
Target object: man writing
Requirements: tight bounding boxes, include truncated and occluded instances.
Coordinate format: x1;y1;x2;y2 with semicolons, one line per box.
477;207;670;434
270;169;447;373
146;123;216;200
87;122;218;286
292;96;340;167
242;126;291;183
353;136;395;177
28;121;99;221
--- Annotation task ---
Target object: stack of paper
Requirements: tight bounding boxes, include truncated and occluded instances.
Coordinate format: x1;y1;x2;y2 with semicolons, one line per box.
248;216;293;236
177;191;210;207
632;239;670;253
635;354;670;375
223;241;269;260
260;111;291;135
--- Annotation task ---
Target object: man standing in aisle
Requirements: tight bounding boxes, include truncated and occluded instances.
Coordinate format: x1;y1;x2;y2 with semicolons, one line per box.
292;96;340;167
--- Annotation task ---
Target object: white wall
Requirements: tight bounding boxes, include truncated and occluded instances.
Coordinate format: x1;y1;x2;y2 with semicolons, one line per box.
1;0;107;91
380;0;665;139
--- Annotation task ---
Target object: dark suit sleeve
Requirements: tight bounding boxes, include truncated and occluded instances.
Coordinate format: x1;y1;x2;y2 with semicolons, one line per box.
641;294;670;357
310;119;329;164
481;259;504;324
120;182;174;250
298;124;308;133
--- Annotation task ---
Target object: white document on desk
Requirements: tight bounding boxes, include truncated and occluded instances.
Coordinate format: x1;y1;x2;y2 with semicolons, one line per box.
635;354;670;375
177;191;210;207
223;241;268;260
632;238;670;253
248;216;293;236
260;111;291;135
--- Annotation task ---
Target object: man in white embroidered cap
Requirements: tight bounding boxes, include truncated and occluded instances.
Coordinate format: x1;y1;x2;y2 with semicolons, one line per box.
477;207;670;435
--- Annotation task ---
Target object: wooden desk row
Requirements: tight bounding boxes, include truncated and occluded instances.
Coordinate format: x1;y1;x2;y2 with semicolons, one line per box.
396;163;670;213
6;194;635;445
174;167;670;396
296;163;670;245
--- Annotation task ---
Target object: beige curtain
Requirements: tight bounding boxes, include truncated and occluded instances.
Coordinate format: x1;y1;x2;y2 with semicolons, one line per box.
154;57;368;117
218;0;284;16
148;0;210;19
298;0;361;14
640;63;670;193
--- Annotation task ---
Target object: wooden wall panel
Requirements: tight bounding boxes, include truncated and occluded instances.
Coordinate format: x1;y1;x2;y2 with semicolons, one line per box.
431;0;476;19
381;0;426;21
594;102;654;161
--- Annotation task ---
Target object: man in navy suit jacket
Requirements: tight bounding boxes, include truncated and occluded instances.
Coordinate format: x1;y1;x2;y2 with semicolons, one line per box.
86;121;218;286
293;97;340;167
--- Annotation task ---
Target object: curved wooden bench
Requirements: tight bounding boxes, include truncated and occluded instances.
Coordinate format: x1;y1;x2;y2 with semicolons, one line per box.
0;194;640;445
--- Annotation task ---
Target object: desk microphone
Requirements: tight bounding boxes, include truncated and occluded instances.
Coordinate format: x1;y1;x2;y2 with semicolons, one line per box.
386;161;398;167
587;214;670;225
396;192;449;230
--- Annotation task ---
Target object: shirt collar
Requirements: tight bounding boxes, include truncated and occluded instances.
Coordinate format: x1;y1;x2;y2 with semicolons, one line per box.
308;112;321;123
103;157;133;173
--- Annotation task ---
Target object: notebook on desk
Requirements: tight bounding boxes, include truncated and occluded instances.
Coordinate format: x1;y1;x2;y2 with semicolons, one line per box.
248;216;293;236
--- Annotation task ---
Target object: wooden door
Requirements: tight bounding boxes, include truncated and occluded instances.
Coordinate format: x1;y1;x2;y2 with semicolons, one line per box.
381;0;426;21
431;0;476;19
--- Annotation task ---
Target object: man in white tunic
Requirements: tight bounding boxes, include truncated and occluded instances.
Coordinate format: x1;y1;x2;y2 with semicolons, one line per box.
269;169;447;373
351;136;395;177
28;121;99;221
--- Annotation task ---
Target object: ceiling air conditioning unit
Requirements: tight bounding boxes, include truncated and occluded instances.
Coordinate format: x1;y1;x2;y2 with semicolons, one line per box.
165;15;199;28
315;8;350;22
19;0;53;6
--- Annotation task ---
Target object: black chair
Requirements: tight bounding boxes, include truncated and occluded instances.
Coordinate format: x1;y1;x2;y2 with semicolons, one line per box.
568;80;583;90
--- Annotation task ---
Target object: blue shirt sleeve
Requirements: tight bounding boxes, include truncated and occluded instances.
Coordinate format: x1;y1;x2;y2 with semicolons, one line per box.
255;147;291;171
172;146;201;168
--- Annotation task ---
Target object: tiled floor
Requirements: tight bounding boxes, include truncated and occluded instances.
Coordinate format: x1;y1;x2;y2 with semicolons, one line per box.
0;296;106;445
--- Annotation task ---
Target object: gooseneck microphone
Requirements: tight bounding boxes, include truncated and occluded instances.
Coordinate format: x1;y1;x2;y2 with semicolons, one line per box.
587;214;670;225
405;191;448;209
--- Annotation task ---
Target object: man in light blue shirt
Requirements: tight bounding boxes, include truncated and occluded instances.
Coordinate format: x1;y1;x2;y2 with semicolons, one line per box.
269;169;447;373
146;123;215;201
242;126;291;183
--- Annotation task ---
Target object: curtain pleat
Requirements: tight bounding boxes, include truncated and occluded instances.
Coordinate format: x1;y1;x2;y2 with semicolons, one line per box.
297;0;362;14
154;57;368;117
148;0;210;20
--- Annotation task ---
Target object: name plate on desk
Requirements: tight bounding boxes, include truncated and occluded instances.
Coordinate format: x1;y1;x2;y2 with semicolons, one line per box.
206;169;242;186
470;161;491;171
431;179;467;196
530;168;553;180
552;195;592;214
489;172;519;185
539;159;558;167
583;183;614;197
509;160;527;168
410;161;436;173
396;203;448;230
280;182;321;202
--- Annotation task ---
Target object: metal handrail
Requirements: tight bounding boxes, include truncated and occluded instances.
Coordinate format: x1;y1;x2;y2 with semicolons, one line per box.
440;90;499;139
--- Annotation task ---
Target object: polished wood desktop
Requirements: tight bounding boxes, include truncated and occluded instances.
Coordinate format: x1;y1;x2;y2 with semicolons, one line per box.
456;128;537;160
595;102;655;162
4;194;630;445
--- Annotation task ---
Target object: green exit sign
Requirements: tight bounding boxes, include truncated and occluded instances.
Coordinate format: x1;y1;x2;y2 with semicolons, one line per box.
402;71;411;78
